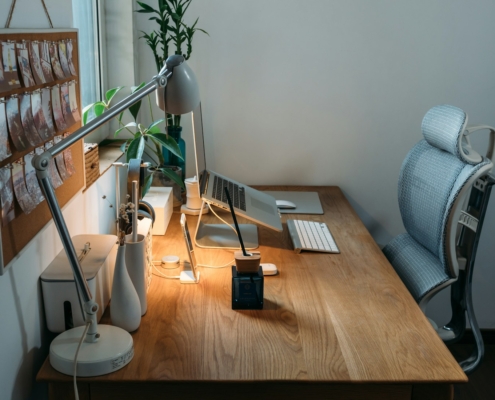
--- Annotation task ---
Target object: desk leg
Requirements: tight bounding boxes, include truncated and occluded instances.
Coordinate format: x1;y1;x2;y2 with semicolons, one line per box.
412;384;454;400
49;382;90;400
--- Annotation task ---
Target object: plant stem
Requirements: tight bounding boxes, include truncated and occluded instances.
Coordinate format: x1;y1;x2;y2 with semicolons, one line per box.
116;117;135;136
147;94;154;121
154;140;165;166
143;145;160;165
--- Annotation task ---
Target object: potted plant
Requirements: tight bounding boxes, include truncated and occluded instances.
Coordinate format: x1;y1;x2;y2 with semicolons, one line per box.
136;0;208;177
82;84;184;198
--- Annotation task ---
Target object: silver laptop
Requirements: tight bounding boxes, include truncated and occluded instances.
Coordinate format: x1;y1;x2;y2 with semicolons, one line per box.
192;104;282;232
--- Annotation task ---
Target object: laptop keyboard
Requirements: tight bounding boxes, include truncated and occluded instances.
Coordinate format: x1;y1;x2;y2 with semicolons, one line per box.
212;176;246;211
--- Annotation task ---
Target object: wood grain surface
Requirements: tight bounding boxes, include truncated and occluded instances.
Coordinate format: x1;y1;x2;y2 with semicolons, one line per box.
37;187;466;399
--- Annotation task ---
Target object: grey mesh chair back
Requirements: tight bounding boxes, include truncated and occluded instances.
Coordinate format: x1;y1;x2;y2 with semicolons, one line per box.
384;104;495;374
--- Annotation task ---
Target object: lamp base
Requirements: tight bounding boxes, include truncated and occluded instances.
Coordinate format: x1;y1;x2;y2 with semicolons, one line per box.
50;324;134;377
180;204;209;215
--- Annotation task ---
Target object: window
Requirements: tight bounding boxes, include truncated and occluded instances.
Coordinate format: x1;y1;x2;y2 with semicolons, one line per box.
72;0;106;142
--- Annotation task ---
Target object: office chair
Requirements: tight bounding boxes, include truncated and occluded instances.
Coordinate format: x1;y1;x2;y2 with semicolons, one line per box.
383;104;495;375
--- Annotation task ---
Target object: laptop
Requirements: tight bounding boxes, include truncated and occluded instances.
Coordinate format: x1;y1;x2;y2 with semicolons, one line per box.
192;103;282;232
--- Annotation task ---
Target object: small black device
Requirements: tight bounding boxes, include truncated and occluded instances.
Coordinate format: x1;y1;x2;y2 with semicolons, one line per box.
231;266;263;310
224;187;264;310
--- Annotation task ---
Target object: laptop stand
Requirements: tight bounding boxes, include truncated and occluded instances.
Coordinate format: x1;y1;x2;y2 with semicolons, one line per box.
194;200;259;249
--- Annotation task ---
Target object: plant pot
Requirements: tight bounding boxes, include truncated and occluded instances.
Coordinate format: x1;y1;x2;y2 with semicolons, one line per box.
149;166;183;207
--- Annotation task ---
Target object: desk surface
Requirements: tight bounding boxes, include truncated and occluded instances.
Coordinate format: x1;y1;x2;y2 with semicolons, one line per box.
38;186;466;399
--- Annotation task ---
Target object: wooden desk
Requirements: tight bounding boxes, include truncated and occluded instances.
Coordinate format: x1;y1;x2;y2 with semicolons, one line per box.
37;186;467;399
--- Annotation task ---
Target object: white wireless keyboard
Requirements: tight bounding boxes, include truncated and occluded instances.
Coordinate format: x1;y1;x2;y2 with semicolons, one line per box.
287;220;340;254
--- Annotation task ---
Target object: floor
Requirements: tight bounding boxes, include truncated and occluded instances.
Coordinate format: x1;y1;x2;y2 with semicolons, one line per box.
449;344;495;399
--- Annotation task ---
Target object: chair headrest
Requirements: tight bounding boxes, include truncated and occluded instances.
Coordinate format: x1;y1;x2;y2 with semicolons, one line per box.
421;105;475;164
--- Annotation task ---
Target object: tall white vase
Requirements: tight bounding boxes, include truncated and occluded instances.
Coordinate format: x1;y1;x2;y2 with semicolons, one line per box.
125;233;147;316
111;244;141;332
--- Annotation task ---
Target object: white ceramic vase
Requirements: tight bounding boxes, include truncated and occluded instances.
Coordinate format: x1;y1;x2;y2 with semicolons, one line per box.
125;233;147;316
110;244;141;332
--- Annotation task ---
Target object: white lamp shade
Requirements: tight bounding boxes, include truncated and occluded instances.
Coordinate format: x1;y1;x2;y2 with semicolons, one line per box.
157;55;200;115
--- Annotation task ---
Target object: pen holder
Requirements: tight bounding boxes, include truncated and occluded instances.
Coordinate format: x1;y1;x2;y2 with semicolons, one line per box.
232;266;264;310
234;250;261;273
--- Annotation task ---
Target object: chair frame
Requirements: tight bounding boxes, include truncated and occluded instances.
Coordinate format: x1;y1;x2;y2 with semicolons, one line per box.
420;126;495;374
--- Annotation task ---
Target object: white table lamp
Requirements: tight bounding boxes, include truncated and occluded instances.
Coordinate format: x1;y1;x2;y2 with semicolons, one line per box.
33;55;199;377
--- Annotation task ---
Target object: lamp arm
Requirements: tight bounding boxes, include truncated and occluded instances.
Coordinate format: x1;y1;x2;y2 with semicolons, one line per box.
31;69;171;342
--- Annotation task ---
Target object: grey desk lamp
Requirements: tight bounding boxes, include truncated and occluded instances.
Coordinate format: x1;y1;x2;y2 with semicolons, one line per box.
32;55;199;377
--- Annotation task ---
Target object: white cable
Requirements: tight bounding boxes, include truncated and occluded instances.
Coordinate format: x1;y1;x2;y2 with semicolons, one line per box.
208;204;238;235
152;263;180;279
197;259;235;269
73;321;91;400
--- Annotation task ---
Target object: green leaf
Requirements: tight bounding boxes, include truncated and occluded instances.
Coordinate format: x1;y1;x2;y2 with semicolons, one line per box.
120;141;130;153
182;0;192;15
148;119;165;134
158;0;167;14
127;82;147;121
149;133;183;160
128;100;142;121
125;122;139;129
82;103;94;125
94;102;107;118
114;127;125;138
136;1;157;13
141;174;153;197
131;82;146;94
157;167;185;189
126;136;145;162
105;86;124;104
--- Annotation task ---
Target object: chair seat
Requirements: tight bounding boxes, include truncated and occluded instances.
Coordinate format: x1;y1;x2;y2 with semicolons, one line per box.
383;233;450;303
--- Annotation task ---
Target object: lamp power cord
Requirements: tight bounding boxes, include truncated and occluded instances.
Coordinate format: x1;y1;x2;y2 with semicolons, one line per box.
73;321;92;400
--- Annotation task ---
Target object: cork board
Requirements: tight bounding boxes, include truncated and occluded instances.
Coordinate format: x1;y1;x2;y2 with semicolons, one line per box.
0;29;84;271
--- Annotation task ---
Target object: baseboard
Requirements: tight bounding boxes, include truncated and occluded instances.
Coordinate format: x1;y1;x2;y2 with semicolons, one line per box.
457;329;495;345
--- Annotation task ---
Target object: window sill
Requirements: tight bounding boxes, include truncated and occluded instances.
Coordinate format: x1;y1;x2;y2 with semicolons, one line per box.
99;141;125;175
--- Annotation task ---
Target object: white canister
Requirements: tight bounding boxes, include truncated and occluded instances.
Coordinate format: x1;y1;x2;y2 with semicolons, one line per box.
185;177;203;210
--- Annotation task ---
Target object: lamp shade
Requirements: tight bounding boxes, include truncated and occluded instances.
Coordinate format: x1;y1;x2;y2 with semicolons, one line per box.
157;55;200;115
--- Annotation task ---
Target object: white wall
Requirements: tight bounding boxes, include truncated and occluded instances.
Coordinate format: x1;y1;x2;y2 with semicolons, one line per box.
136;0;495;328
0;0;72;29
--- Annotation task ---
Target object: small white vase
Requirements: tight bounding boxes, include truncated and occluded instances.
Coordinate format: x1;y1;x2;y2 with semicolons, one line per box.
110;244;141;332
125;233;147;316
